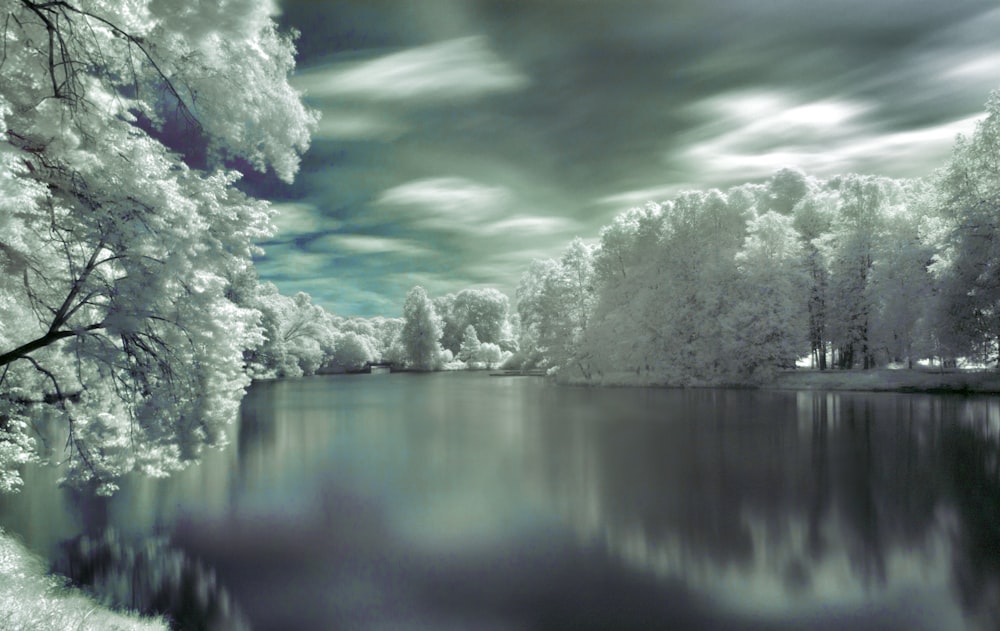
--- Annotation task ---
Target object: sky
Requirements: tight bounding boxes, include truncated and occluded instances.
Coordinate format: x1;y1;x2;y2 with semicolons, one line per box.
248;0;1000;317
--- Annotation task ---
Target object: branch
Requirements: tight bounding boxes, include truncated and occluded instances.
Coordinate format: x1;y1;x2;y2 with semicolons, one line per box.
0;322;103;368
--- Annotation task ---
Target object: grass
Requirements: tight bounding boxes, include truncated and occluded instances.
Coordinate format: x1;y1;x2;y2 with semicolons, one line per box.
0;529;167;631
770;367;1000;393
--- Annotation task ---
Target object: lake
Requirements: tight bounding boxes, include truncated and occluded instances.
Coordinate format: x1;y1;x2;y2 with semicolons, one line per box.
1;372;999;630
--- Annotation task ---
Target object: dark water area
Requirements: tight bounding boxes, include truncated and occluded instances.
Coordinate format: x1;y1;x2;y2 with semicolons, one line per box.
2;372;1000;630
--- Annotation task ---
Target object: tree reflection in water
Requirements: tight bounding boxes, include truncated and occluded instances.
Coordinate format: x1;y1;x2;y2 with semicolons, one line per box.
55;529;250;631
526;388;1000;628
4;375;1000;629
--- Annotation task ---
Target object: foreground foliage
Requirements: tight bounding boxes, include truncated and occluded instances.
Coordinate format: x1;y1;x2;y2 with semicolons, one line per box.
0;529;166;631
0;0;315;492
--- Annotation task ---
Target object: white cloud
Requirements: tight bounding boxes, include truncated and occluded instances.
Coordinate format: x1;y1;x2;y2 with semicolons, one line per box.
374;177;511;223
678;91;982;180
597;184;689;208
255;245;333;278
270;202;332;237
943;52;1000;81
695;91;872;151
292;36;529;102
482;215;578;235
313;234;432;257
313;110;406;141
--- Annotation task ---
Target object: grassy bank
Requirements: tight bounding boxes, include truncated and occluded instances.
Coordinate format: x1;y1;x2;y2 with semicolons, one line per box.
554;367;1000;393
770;368;1000;393
0;529;166;631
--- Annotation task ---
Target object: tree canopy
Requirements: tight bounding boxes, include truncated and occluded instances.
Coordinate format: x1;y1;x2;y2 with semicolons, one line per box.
512;88;1000;384
0;0;315;493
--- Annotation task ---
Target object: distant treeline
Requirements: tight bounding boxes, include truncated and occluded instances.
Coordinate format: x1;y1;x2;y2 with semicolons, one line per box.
509;91;1000;384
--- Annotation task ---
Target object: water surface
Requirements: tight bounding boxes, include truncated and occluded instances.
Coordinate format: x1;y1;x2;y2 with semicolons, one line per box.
2;372;999;629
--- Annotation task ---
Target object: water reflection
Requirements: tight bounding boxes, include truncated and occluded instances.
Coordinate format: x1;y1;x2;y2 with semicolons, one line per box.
525;389;998;629
56;529;250;631
1;375;999;629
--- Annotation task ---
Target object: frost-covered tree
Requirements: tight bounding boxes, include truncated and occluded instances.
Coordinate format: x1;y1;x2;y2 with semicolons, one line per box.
0;0;315;493
401;286;444;371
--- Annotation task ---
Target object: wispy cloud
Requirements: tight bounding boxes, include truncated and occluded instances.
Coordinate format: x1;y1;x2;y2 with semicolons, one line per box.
370;176;512;234
376;176;510;213
597;185;690;208
313;234;433;258
292;36;529;102
269;202;333;238
482;215;578;235
312;110;407;141
678;101;979;185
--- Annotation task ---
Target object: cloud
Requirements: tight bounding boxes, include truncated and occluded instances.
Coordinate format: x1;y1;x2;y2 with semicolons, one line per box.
482;215;579;235
312;110;407;141
376;176;510;212
313;234;433;258
370;177;512;234
679;91;928;180
292;36;529;102
269;202;333;237
255;243;334;280
261;0;1000;317
597;185;693;209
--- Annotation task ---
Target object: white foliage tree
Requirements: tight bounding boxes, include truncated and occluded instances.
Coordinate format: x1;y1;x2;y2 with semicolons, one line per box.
330;332;377;373
401;286;444;371
458;325;481;363
724;212;809;381
0;0;316;493
516;238;597;377
932;91;1000;365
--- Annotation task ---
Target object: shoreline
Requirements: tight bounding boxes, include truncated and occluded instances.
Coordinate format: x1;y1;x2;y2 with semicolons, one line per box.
553;368;1000;394
767;368;1000;394
0;529;166;631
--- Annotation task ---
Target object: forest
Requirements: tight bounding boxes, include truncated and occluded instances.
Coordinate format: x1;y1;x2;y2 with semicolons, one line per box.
395;92;1000;389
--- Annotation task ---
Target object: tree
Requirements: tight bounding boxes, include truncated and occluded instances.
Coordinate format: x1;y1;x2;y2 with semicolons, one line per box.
792;190;837;369
0;0;316;493
401;286;444;371
516;239;597;376
458;325;481;362
436;288;510;354
819;175;899;369
867;186;936;368
472;342;503;369
932;91;1000;365
724;212;809;381
329;332;377;373
765;166;812;215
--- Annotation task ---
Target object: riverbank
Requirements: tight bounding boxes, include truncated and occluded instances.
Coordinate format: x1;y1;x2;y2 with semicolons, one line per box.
554;367;1000;393
770;368;1000;393
0;529;166;631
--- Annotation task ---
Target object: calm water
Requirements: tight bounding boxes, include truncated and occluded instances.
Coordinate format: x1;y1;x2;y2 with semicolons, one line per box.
2;372;1000;630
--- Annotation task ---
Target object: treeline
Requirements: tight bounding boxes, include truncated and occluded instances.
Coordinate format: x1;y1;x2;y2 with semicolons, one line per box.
512;91;1000;385
241;281;517;377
